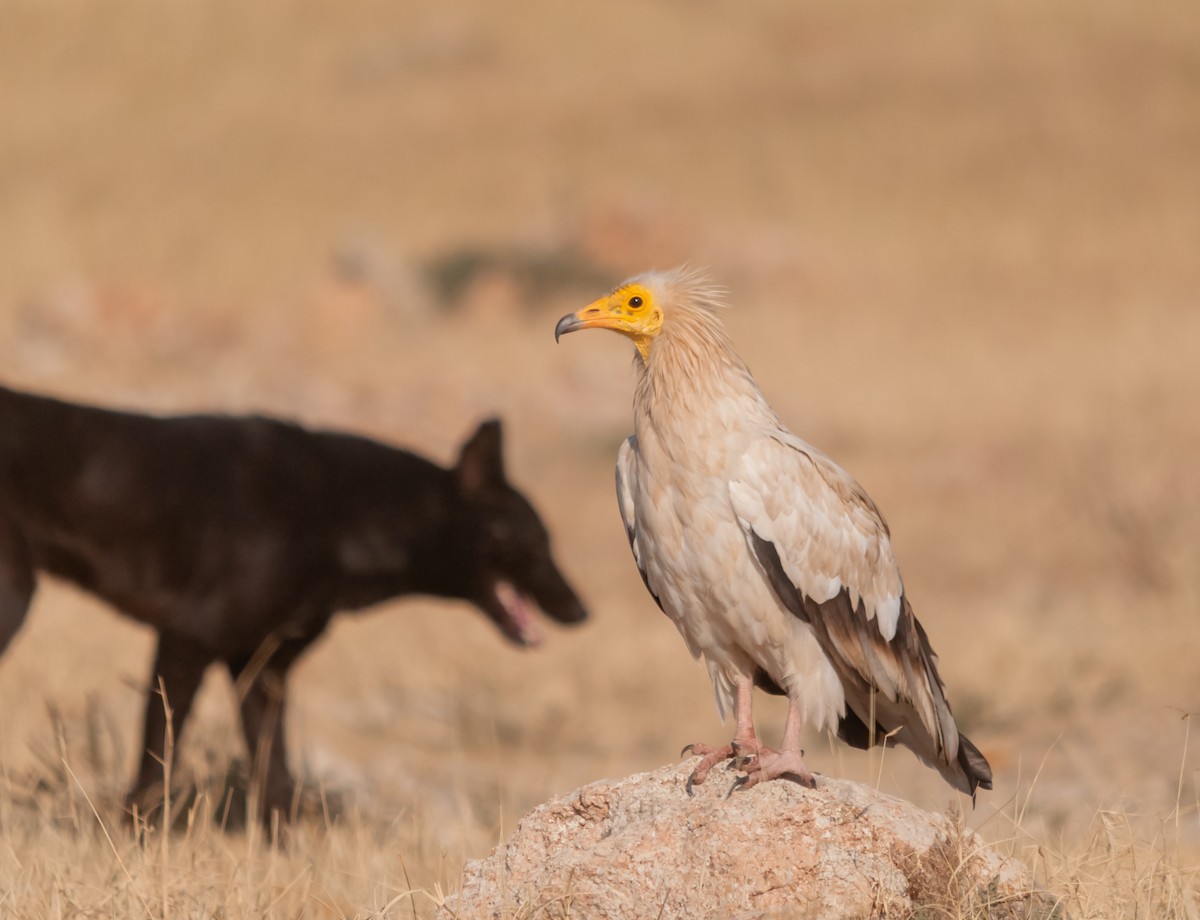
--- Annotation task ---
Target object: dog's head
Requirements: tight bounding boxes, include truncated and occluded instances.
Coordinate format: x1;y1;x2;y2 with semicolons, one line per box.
450;419;588;647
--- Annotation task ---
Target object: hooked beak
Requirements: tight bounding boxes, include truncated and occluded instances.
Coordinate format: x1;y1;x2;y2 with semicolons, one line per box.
554;294;618;343
554;312;584;343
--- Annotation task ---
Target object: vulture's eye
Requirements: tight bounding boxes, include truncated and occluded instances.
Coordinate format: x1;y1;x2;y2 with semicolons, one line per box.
629;296;644;308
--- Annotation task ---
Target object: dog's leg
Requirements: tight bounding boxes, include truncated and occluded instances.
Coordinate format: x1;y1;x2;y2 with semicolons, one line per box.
228;636;312;825
0;516;35;656
125;631;214;824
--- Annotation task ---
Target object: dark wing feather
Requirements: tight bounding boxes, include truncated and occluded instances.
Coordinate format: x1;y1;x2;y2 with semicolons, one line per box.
733;435;992;797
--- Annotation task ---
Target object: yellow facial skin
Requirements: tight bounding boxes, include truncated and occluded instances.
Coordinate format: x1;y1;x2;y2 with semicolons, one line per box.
553;283;664;362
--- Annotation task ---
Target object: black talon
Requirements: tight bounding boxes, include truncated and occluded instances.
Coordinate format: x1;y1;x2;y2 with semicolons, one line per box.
729;741;757;770
686;774;697;797
680;744;696;759
726;775;749;799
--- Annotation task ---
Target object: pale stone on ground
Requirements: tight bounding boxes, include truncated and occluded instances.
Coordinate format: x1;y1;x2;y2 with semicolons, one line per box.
437;760;1039;920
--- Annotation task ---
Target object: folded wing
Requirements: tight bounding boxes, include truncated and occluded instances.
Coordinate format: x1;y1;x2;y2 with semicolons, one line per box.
729;432;988;793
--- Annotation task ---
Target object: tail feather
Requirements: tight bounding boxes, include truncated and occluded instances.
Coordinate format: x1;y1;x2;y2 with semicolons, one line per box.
954;732;993;802
840;706;992;804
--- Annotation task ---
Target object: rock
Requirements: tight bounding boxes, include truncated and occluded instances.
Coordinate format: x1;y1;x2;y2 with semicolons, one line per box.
438;760;1040;920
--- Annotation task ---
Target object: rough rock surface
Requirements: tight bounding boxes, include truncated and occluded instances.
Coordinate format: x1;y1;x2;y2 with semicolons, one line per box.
438;760;1037;920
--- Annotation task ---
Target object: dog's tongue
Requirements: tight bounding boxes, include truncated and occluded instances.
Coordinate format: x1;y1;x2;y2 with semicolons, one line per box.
495;580;544;647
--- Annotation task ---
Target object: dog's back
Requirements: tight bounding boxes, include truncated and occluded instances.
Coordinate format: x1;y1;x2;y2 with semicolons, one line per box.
0;385;456;651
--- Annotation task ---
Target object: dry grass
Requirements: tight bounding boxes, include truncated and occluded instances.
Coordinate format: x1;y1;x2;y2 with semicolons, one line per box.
1;0;1198;916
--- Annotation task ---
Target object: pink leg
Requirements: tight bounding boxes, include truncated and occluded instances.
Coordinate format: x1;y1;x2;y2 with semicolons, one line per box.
681;675;759;795
732;694;817;793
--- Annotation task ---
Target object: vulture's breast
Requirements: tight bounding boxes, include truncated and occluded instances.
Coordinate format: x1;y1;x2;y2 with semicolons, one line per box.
631;429;844;726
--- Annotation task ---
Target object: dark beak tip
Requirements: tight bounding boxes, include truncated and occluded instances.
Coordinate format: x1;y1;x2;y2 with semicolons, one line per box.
554;313;580;344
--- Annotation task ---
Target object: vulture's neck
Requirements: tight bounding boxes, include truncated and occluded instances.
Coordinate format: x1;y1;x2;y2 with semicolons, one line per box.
633;308;777;454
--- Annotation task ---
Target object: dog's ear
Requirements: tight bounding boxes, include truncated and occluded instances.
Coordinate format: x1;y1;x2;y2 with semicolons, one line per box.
455;418;506;494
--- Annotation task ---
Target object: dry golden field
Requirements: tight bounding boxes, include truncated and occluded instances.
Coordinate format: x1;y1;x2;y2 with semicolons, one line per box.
1;0;1198;916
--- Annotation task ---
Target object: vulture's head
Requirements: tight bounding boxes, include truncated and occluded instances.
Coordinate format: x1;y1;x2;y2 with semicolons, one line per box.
554;268;725;362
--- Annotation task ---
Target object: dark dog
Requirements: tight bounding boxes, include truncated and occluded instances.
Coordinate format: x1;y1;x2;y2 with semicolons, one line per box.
0;384;587;824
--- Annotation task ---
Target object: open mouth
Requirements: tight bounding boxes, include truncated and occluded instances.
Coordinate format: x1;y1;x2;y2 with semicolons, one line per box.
492;579;545;648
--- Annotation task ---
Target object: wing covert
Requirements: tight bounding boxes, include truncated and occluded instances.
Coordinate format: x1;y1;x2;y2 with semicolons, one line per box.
729;432;903;635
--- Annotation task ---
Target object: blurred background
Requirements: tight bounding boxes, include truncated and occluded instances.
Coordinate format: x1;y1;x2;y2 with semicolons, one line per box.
1;0;1198;912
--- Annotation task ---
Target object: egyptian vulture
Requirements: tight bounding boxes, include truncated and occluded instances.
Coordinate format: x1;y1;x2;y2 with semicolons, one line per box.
555;268;992;798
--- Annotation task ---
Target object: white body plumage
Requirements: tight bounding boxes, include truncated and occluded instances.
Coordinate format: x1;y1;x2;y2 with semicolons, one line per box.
558;267;992;797
619;364;846;731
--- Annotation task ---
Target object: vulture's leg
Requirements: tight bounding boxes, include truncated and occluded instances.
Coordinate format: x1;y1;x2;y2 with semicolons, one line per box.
682;675;759;794
732;693;817;792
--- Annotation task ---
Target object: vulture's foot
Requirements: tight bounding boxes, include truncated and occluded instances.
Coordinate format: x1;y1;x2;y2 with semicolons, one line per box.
682;739;761;795
727;747;817;796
